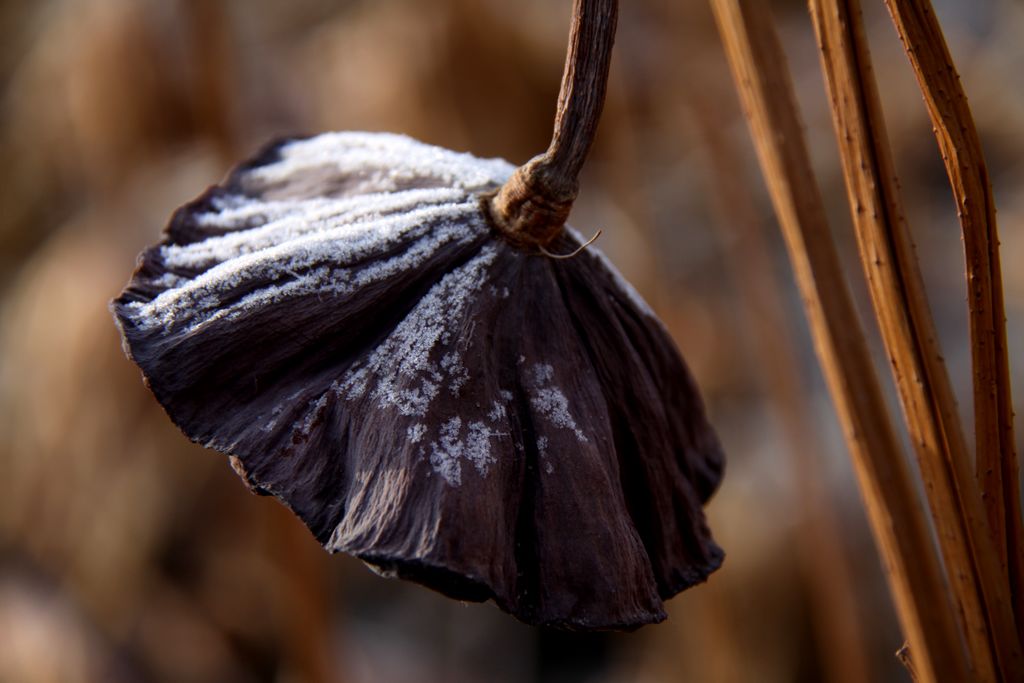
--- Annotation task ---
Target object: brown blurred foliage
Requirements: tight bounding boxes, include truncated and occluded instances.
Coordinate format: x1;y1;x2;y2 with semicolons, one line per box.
1;0;1022;681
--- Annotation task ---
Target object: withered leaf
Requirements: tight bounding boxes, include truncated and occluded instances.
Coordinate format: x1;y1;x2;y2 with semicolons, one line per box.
113;132;724;630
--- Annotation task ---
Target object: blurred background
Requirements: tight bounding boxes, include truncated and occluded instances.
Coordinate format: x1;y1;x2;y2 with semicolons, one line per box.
0;0;1022;681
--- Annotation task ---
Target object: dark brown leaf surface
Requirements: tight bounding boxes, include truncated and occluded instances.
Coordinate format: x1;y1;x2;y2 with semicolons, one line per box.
113;132;724;630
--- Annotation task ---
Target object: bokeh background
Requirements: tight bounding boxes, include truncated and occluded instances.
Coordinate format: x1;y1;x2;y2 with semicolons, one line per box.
1;0;1022;681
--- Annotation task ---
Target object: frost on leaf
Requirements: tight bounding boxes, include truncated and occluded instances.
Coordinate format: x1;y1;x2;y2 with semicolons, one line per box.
112;132;724;631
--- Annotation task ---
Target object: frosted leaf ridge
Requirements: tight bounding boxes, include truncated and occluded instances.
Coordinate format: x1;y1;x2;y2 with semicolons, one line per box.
127;201;485;333
247;132;514;196
170;187;470;270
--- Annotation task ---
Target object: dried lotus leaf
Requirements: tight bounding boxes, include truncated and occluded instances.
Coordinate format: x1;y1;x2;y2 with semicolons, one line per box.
113;132;723;630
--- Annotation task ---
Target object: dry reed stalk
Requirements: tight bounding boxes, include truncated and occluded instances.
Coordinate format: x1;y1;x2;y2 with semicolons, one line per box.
806;0;1024;679
882;0;1024;637
707;1;966;680
693;98;873;683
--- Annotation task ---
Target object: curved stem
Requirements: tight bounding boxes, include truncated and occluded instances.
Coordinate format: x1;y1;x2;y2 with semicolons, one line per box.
488;0;618;246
